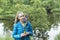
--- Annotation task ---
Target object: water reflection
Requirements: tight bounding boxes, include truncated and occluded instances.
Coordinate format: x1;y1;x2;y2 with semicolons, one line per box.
32;23;60;40
33;27;49;40
0;23;12;37
48;23;60;40
0;23;4;37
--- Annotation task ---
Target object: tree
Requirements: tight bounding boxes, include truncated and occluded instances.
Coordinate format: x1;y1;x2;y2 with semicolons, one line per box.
0;0;60;31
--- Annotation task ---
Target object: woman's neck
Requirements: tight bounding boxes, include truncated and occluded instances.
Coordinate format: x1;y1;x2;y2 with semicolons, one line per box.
20;21;27;27
20;21;27;24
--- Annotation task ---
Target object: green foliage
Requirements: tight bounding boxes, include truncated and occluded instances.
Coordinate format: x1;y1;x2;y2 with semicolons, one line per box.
0;36;14;40
0;0;60;31
54;34;60;40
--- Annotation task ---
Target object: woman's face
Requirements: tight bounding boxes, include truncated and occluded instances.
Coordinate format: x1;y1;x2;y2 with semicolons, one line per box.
18;13;27;22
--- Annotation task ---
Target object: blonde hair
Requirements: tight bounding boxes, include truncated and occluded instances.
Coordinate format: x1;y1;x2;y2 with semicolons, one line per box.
14;11;28;24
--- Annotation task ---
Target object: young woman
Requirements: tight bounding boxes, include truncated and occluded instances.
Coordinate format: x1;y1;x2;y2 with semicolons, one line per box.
12;11;33;40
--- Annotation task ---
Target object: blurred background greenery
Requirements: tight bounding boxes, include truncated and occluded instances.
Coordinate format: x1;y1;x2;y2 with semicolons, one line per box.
0;0;60;31
0;0;60;40
54;33;60;40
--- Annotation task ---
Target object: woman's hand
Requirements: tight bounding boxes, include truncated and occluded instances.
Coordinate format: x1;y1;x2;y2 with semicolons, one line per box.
21;32;29;37
21;33;26;37
25;32;29;35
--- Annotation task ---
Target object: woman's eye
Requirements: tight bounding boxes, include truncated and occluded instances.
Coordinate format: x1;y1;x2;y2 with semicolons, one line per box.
19;15;25;18
19;16;22;18
22;15;24;17
25;16;27;18
20;16;22;17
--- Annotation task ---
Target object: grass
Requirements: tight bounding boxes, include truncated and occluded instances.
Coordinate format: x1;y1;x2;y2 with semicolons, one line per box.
0;36;33;40
54;33;60;40
0;36;14;40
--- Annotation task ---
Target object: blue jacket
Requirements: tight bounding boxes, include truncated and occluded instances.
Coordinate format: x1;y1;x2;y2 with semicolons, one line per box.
12;21;33;40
